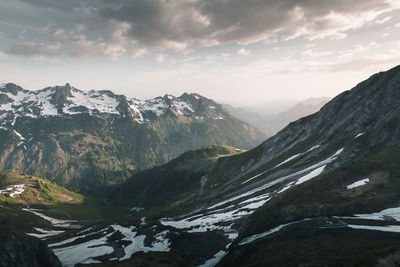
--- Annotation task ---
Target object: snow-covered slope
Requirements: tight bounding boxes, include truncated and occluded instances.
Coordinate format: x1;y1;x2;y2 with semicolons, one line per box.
0;83;229;125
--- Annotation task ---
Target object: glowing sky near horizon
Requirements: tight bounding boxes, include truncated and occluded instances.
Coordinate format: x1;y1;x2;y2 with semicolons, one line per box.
0;0;399;106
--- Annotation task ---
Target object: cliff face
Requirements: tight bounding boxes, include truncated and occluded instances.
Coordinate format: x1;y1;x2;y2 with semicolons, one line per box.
0;225;61;267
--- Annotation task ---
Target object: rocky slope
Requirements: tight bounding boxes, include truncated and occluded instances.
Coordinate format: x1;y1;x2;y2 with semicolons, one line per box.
218;145;400;267
0;225;61;267
0;83;265;193
101;65;400;266
197;65;400;205
109;145;244;210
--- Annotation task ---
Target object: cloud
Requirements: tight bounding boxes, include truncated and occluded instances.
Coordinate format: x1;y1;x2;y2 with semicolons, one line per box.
301;49;333;58
9;42;61;56
98;0;399;48
155;54;166;63
51;29;105;57
237;48;251;56
326;56;400;72
8;21;132;60
132;48;148;59
375;15;393;24
4;0;400;58
99;0;204;50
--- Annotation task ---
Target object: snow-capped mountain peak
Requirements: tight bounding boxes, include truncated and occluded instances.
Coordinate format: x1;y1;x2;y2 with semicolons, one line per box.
0;83;229;125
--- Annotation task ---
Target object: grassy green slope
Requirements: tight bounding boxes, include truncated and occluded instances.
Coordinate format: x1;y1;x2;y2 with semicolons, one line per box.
0;170;126;231
1;108;265;196
109;145;244;213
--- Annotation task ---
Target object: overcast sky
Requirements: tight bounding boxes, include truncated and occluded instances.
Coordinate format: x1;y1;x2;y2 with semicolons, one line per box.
1;0;399;106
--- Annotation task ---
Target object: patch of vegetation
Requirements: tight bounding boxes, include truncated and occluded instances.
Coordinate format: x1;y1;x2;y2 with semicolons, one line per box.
109;145;243;212
0;170;128;229
1;109;265;195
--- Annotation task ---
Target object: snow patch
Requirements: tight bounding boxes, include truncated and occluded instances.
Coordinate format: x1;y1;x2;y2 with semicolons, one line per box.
353;207;400;221
295;165;326;185
348;224;400;233
0;184;25;197
13;130;25;140
277;182;294;194
27;228;64;239
53;231;114;267
49;228;108;248
239;218;313;245
173;99;194;115
112;224;170;261
51;224;171;266
241;171;267;185
346;178;369;189
354;132;365;138
207;148;343;212
22;208;80;228
140;97;168;116
275;145;321;168
0;89;58;118
239;223;290;245
161;191;271;235
197;250;227;267
64;89;120;115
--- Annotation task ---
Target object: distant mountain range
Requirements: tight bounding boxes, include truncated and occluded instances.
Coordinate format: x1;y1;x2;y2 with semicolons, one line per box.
224;97;330;136
0;83;265;193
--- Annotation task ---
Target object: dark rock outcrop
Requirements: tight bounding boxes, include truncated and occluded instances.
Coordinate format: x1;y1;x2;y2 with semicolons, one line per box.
0;225;61;267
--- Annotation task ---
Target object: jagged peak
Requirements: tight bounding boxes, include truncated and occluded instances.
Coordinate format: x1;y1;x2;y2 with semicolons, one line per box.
0;83;26;95
0;83;229;124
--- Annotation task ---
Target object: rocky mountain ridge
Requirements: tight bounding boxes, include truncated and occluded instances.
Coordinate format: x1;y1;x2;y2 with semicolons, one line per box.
0;83;233;125
0;83;265;194
203;65;400;197
101;65;400;266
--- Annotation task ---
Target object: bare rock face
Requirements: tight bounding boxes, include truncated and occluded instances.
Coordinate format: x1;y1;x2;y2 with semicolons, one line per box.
0;225;61;267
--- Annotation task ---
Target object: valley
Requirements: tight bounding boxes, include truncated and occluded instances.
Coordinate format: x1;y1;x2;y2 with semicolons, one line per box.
1;66;400;266
0;84;265;194
2;1;400;266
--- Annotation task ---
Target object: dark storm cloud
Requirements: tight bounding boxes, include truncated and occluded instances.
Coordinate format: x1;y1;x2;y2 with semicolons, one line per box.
98;0;398;47
99;0;209;47
2;0;399;57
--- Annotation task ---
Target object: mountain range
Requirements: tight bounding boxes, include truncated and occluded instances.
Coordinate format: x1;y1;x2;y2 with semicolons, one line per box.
0;83;265;193
224;97;330;136
1;65;400;266
106;65;400;265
